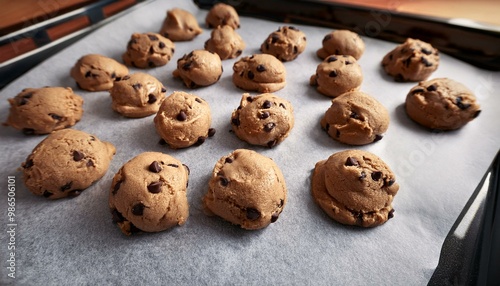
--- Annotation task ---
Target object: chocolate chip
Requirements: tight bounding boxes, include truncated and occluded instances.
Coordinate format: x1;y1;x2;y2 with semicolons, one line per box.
195;137;206;146
388;209;395;219
359;171;366;180
177;111;187;121
68;190;82;197
271;34;279;43
350;111;359;119
345;157;359;166
235;49;242;57
374;134;383;142
61;181;72;192
322;34;332;43
327;56;337;62
246;96;253;102
231;117;240;126
208;128;216;137
267;140;278;148
161;87;167;93
421;57;432;67
293;46;298;54
111;209;124;223
24;159;34;169
85;71;92;78
132;203;145;215
246;208;261;220
455;97;471;110
256;65;266;72
195;98;203;103
473;110;481;118
279;199;284;207
220;177;229;186
149;161;162;173
403;56;412;68
271;212;280;223
262;100;272;109
427;85;437;91
182;62;192;70
43;191;53;198
73;151;84;161
385;179;395;187
264;122;276;132
148;94;157;104
411;88;425;95
86;160;94;167
279;103;286;109
49;114;62;120
132;83;142;90
247;70;254;80
183;164;190;175
158;42;166;49
225;157;233;163
421;48;432;55
329;70;337;77
19;97;29;106
164;164;177;169
371;171;383;181
113;180;123;195
259;111;270;119
324;123;330;132
288;26;298;30
345;60;352;65
148;182;162;193
122;75;130;80
111;72;116;79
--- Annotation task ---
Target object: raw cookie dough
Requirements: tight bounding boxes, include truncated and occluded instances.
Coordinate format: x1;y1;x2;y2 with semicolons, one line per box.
321;91;389;145
317;30;365;60
204;25;245;60
382;38;439;82
173;50;223;88
405;78;481;130
160;8;202;41
122;32;175;68
232;54;286;93
109;152;189;235
310;55;363;98
70;54;129;91
5;87;83;135
231;93;294;148
22;129;116;200
110;73;167;118
205;3;240;29
203;149;287;230
154;91;215;149
260;26;307;62
312;149;399;227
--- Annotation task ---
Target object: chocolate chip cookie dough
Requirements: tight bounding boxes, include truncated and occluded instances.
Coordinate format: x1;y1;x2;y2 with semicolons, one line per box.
110;73;167;118
154;91;215;149
204;25;245;60
122;32;175;68
321;91;389;145
317;30;365;60
405;78;481;130
70;54;129;91
382;38;439;82
232;54;286;93
231;93;294;148
22;129;116;199
203;149;287;230
160;8;202;41
310;55;363;98
173;50;223;88
5;87;83;135
312;149;399;227
205;3;240;29
260;26;307;62
109;152;189;235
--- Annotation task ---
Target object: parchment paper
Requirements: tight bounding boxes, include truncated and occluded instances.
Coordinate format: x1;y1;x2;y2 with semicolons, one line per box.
1;0;499;285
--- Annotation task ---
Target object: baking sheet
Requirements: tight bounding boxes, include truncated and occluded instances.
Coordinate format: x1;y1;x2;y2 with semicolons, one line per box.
1;0;499;285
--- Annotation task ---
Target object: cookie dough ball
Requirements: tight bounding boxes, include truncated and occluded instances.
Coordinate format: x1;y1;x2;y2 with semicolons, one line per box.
173;50;223;88
70;54;129;91
231;93;294;148
154;91;214;149
5;87;83;135
22;129;116;200
312;150;399;227
317;30;365;60
160;8;202;41
321;91;389;145
260;26;307;62
203;149;287;230
110;73;167;118
310;55;363;98
205;3;240;29
382;38;439;82
122;32;175;68
204;25;245;60
405;78;481;130
232;54;286;93
109;152;189;235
